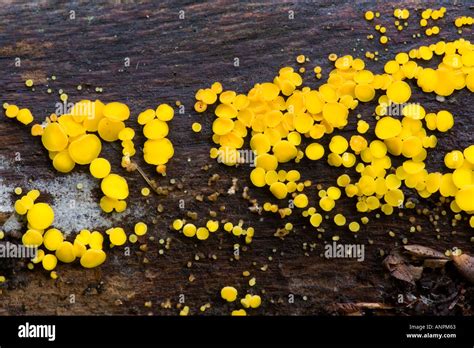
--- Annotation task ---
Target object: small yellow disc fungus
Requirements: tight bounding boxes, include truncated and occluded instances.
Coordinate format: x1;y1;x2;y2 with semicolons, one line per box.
256;154;278;171
375;117;402;139
73;240;87;257
17;108;34;125
221;286;238;302
156;104;174;121
455;185;474;211
26;189;40;202
296;55;306;64
403;160;425;174
42;123;69;152
143;119;169;139
348;221;360;232
384;188;404;207
402;136;423;158
27;203;54;230
201;89;217;104
134;222;148;236
183;223;197;237
250;167;266;187
99;196;116;213
80;249;106;268
349;135;368;153
435;110;454;132
5;104;19;118
249;295;262;308
270;182;288;199
55;241;76;263
444;150;464;169
89;231;104;250
42;254;57;271
43;228;64;251
402;103;426;120
327;186;341;200
192;122;202;132
101;174;129;200
273;140;297;163
337;174;351;187
355;84;375;102
310;213;323;227
52;150;75;173
334;213;346;226
365;11;374;21
211;82;223;94
98;118;125;142
212;118;234;135
172;219;184;230
329;136;348;154
196;227;210;240
206;220;219;232
109;227;127;246
320;196;335;211
223;222;233;232
143;138;174;165
250;134;271;155
231;309;247;316
294;194;308;208
22;229;43;247
58;115;86;137
305;91;324;114
103;102;130;121
387;80;411;104
464;145;474;165
452;168;471;189
302;143;323;161
118;127;135;141
68;134;102;165
138;109;156;125
90;158;111;179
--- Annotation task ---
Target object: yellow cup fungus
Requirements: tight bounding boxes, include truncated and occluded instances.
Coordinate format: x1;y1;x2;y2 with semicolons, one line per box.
80;249;106;268
221;286;238;302
109;227;127;246
68;134;102;165
90;158;111;179
101;174;129;200
42;123;69;152
27;203;54;230
103;102;130;121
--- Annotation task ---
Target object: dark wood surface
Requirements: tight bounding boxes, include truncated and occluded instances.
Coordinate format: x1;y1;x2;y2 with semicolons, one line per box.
0;0;472;315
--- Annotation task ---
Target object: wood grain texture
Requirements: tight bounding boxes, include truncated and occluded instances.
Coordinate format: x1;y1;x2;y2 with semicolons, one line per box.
0;0;472;315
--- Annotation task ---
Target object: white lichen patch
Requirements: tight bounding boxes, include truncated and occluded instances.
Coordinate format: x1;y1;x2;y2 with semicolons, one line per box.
24;172;144;236
0;179;14;213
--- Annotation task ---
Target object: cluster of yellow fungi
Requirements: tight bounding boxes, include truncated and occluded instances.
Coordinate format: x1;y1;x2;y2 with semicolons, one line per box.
13;189;149;277
3;100;176;213
195;38;474;232
172;218;255;244
220;286;261;316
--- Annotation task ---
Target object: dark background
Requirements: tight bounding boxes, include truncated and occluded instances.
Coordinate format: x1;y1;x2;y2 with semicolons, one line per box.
0;0;472;315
